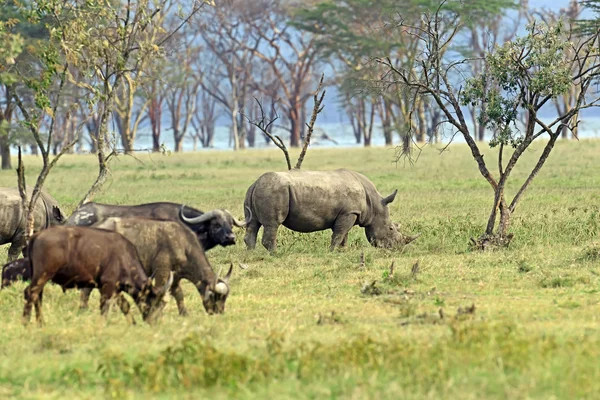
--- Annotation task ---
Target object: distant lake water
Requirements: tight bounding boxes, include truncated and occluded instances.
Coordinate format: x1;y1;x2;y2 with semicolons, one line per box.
131;117;600;153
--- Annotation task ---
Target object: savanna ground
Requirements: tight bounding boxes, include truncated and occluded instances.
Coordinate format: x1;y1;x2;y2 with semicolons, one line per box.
0;140;599;399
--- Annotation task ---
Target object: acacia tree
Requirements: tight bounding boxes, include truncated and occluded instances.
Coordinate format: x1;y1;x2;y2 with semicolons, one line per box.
378;5;600;248
5;0;203;239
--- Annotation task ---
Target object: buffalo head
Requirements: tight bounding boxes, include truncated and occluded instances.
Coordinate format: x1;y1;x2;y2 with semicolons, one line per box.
365;189;420;248
198;263;232;315
179;206;251;249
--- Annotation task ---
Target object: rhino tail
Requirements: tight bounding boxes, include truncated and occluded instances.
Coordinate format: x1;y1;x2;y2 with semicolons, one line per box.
244;182;256;223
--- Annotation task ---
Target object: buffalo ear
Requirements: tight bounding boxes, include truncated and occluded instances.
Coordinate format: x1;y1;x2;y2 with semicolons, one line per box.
53;206;64;222
381;189;398;206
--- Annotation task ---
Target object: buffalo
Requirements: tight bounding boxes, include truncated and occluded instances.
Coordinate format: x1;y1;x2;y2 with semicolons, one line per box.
244;169;419;251
0;188;65;261
66;202;249;251
23;226;172;326
1;258;30;288
86;217;232;315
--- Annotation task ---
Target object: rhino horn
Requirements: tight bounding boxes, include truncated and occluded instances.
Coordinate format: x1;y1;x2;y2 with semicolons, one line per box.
381;189;398;206
180;206;220;224
404;233;421;244
222;206;252;228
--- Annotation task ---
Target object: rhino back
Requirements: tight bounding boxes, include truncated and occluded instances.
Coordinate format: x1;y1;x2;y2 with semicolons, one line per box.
0;188;49;242
252;170;369;232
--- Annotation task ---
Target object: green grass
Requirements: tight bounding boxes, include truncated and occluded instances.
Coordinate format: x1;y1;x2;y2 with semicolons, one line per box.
0;140;599;399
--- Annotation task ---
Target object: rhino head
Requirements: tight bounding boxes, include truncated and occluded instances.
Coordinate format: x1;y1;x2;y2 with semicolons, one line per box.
364;189;419;248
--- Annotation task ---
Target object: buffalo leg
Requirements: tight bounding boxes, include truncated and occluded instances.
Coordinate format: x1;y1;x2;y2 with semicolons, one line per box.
22;285;34;325
116;294;136;325
330;214;357;251
170;281;187;316
244;220;262;250
34;289;44;327
261;225;279;252
79;288;93;310
99;285;116;318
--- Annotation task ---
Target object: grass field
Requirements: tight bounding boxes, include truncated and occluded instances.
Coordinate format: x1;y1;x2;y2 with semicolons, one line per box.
0;140;599;399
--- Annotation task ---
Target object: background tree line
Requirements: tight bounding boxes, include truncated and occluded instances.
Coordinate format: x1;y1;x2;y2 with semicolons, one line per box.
0;0;596;172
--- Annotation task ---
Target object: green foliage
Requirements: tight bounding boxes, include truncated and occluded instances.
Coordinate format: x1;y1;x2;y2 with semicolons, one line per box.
461;21;574;148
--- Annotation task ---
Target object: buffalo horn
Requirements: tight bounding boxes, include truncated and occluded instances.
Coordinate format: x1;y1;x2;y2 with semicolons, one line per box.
180;206;220;224
222;206;252;228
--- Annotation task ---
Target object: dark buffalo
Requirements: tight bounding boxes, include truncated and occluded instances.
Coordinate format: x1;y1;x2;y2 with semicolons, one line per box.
23;226;172;326
65;202;250;251
244;169;419;251
87;217;232;316
0;188;65;261
1;258;30;288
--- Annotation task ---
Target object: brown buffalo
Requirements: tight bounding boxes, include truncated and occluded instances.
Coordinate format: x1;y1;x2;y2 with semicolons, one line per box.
23;226;172;326
1;258;30;288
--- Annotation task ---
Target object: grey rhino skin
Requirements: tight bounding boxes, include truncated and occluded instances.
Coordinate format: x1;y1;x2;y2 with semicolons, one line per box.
0;188;65;261
86;217;232;316
243;169;418;251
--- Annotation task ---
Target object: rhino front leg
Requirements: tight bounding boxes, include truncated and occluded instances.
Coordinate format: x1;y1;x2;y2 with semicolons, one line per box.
261;225;279;252
330;214;357;251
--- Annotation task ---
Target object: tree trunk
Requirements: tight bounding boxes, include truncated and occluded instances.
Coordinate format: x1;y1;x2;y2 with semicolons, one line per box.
174;130;183;152
1;87;13;169
150;95;162;152
416;100;426;143
1;139;11;169
289;102;301;147
247;124;256;148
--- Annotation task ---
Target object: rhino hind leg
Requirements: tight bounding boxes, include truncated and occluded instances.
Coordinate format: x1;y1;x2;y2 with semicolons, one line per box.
261;225;279;252
244;220;261;250
330;214;357;251
340;233;349;247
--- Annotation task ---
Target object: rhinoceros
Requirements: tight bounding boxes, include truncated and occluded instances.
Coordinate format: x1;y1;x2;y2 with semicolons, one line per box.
243;169;418;251
0;188;65;261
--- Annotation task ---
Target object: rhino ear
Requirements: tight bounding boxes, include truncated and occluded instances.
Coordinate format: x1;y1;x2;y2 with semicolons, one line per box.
381;190;398;206
53;206;64;222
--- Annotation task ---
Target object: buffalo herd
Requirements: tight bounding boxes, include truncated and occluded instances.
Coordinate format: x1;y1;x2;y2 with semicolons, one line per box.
1;168;416;325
